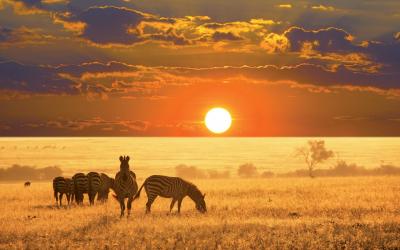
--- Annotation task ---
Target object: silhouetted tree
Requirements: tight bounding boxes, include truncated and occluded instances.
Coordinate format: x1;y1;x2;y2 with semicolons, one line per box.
296;140;334;178
237;163;258;178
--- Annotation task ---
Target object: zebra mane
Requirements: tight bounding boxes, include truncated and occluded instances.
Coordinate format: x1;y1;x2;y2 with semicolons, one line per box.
187;182;202;200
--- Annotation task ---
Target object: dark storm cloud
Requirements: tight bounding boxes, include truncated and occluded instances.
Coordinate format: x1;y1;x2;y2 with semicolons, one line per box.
1;60;399;99
54;6;196;46
76;6;145;45
285;27;355;52
0;61;79;94
165;63;400;90
0;27;13;42
0;117;150;136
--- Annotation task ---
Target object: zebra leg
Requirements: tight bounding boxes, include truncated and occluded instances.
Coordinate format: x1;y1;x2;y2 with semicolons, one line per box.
55;191;59;206
89;192;94;205
119;198;125;218
59;193;63;206
127;196;134;217
177;198;183;213
170;198;177;212
66;194;70;205
146;195;157;214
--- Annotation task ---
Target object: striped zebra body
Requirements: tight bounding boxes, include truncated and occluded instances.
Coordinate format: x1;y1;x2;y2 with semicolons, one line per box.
134;175;207;213
113;156;138;217
87;172;101;205
53;177;74;206
97;173;114;202
72;173;89;204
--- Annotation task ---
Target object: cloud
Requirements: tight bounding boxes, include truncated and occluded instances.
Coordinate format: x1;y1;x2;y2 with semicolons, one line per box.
0;61;80;94
260;26;400;76
211;31;243;42
69;6;147;45
284;27;354;53
1;60;400;100
276;4;292;9
55;6;193;47
5;0;68;15
0;117;150;136
311;5;336;11
395;32;400;41
0;26;55;47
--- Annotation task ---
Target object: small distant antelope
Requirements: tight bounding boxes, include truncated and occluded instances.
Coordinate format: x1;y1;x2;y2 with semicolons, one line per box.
24;181;31;187
134;175;207;214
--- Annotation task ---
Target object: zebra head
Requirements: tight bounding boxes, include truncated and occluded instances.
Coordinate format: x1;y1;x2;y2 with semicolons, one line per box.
119;155;130;180
189;186;207;213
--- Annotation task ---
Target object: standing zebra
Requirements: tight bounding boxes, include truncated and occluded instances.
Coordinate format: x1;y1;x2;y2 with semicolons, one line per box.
113;156;138;217
97;173;114;202
72;173;89;204
87;172;101;205
133;175;207;214
53;177;74;206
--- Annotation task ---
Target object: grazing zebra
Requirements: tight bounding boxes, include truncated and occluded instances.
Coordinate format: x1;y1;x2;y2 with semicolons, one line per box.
53;177;74;206
72;173;89;204
24;181;31;187
87;172;101;205
113;156;138;217
133;175;207;214
97;173;114;202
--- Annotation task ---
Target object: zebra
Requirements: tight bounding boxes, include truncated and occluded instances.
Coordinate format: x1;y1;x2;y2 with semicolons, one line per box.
87;172;101;205
97;173;114;202
72;173;89;204
133;175;207;214
53;177;74;206
113;156;138;217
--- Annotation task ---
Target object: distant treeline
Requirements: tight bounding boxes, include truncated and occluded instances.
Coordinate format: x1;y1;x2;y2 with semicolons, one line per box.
175;161;400;179
280;161;400;177
0;165;62;181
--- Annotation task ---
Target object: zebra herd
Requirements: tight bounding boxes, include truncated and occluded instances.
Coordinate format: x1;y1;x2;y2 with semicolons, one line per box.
52;155;207;217
52;172;114;206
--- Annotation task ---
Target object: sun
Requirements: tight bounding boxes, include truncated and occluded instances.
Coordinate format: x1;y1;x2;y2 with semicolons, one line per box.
205;107;232;134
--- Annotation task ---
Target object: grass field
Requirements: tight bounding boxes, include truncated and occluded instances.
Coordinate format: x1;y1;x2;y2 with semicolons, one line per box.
0;177;399;249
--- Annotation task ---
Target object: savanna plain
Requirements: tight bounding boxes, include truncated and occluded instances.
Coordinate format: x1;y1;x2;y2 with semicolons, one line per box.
0;177;399;249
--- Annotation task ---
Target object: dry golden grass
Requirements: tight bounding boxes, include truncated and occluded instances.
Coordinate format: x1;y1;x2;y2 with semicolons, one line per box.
0;177;399;249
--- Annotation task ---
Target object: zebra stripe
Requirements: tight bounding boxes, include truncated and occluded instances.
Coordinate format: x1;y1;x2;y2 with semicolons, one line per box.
72;173;89;204
53;177;74;206
113;155;138;217
97;173;114;202
87;172;101;205
134;175;207;213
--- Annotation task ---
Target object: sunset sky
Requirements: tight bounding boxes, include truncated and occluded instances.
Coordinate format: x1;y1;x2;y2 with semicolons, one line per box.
0;0;399;136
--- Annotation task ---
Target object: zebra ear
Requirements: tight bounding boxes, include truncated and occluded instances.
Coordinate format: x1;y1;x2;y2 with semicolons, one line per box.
126;156;130;162
119;156;124;162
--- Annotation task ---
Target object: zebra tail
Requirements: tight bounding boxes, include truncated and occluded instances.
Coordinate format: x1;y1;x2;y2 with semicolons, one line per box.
133;182;145;200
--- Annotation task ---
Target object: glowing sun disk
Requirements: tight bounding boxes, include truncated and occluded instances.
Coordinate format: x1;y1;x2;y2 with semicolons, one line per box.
205;107;232;134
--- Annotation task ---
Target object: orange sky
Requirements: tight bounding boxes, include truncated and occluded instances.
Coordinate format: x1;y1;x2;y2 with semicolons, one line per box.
0;0;399;136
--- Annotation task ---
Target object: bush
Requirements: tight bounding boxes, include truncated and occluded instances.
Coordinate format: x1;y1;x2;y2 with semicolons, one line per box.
0;165;62;181
237;163;258;178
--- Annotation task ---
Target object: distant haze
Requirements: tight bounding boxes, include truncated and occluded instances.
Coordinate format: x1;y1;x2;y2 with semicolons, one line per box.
0;137;399;177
